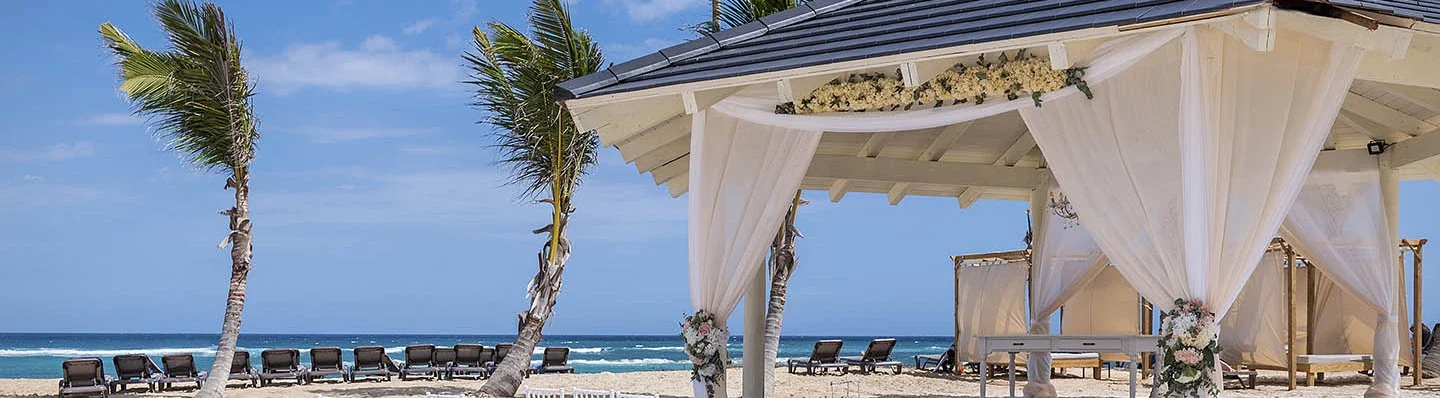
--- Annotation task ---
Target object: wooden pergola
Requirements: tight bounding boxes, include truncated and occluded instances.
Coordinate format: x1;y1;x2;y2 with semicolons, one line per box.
949;237;1429;390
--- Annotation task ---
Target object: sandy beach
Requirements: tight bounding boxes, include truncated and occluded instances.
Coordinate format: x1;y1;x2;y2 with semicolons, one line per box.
11;369;1440;397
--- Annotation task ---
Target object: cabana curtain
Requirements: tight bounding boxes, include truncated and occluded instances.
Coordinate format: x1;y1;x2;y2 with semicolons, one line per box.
1025;178;1109;397
686;109;821;398
1018;26;1362;395
1219;252;1290;369
1280;150;1403;397
954;262;1031;363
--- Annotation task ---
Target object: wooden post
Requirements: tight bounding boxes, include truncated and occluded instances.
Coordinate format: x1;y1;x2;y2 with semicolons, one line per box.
1412;240;1424;386
1418;240;1426;386
1307;262;1317;357
954;260;962;376
1287;244;1298;390
1141;298;1153;378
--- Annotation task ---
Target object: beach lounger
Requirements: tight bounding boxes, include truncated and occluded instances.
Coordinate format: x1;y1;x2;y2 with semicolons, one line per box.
349;346;393;382
535;347;575;374
572;388;614;397
842;338;903;374
400;344;440;380
433;346;457;380
227;351;258;388
615;393;661;398
259;348;306;386
1047;353;1103;379
915;344;955;373
494;343;514;364
157;354;206;391
524;387;565;398
59;357;110;397
108;354;160;393
1297;354;1372;386
1220;361;1257;389
787;340;847;375
451;344;491;379
307;347;347;383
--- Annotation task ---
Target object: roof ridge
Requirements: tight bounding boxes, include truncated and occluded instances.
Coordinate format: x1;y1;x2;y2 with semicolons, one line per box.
556;0;867;100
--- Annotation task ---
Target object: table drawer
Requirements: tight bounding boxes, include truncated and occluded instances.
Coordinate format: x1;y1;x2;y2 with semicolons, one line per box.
1054;339;1122;351
988;338;1051;351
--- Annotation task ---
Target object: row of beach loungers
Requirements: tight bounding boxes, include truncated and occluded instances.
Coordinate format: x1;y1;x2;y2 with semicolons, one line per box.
58;344;576;397
786;338;906;375
524;387;658;398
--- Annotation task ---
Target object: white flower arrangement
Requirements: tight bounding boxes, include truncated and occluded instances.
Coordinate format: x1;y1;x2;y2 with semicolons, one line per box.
1158;298;1222;397
776;49;1092;115
682;310;728;398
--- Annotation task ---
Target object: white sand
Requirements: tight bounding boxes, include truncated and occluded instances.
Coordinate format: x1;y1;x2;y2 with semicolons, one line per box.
7;369;1439;397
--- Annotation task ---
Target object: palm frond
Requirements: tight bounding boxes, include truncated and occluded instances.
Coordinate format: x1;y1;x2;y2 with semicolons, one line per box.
465;0;604;201
718;0;800;29
100;0;258;172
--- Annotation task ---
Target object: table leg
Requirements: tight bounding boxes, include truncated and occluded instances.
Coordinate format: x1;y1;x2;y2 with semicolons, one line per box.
1129;354;1137;398
980;356;988;398
1009;352;1017;398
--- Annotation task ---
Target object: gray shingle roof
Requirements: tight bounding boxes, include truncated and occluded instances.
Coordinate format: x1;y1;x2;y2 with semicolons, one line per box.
558;0;1440;100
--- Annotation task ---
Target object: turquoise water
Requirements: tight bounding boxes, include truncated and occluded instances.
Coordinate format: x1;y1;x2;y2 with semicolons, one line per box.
0;334;952;379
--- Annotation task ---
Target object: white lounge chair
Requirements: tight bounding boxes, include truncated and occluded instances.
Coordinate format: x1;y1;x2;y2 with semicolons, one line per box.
572;388;613;398
523;387;564;398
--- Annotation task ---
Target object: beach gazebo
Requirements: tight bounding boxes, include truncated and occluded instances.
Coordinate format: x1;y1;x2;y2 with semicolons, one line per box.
557;0;1440;397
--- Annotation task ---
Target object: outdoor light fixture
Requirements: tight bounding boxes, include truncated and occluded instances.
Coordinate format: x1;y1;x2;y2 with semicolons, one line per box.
1368;140;1388;155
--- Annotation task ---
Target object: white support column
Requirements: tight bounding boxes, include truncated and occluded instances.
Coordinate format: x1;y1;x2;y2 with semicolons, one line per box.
743;261;767;398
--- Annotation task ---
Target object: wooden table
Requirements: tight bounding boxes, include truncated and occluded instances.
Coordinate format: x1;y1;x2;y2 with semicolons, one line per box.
977;335;1160;398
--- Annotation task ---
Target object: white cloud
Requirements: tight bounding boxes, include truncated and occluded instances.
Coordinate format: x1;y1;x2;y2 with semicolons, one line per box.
399;145;474;156
21;175;45;183
1;142;97;162
604;0;705;21
255;168;685;241
79;113;142;126
603;38;682;62
403;19;439;35
287;127;424;143
247;35;461;93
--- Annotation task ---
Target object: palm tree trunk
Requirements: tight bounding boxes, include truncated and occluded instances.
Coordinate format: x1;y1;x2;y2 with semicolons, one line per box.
481;196;570;397
197;168;253;398
762;191;802;395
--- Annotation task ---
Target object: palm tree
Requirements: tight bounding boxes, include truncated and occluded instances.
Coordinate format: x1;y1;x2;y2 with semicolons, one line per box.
464;0;603;395
99;2;258;397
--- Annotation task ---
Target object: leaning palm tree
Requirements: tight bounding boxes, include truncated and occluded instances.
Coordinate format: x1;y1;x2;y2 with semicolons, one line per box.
703;1;805;394
100;2;258;397
464;0;603;395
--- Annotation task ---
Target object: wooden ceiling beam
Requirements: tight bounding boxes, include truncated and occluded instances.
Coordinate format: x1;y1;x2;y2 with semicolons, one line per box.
887;122;973;205
957;131;1037;208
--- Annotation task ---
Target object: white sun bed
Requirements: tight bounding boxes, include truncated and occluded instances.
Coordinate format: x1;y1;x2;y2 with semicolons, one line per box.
1296;354;1373;386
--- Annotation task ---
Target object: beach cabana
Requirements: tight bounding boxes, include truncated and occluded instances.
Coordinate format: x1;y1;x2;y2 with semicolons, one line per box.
558;0;1440;397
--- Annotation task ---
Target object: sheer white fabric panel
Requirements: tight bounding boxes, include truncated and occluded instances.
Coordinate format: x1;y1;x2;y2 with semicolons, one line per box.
707;29;1186;132
687;110;821;398
1219;252;1289;369
1018;26;1361;316
1310;271;1412;367
1060;266;1143;362
1025;179;1109;397
1280;150;1402;395
955;263;1030;363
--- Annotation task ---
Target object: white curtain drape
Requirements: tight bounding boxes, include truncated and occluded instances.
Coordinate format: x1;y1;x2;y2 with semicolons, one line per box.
687;109;821;398
1060;266;1143;362
1219;251;1290;369
1025;179;1109;398
955;262;1030;364
1280;149;1403;397
1018;26;1363;396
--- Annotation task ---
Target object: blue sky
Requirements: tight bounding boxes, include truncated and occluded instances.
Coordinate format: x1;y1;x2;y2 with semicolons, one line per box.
1;1;1437;337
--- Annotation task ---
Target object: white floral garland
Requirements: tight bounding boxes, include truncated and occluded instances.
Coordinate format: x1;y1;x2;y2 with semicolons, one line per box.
1158;298;1222;397
776;49;1091;115
682;310;728;398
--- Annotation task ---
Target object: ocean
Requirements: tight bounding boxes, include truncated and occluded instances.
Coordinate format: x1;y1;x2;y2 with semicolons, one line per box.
0;334;953;379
